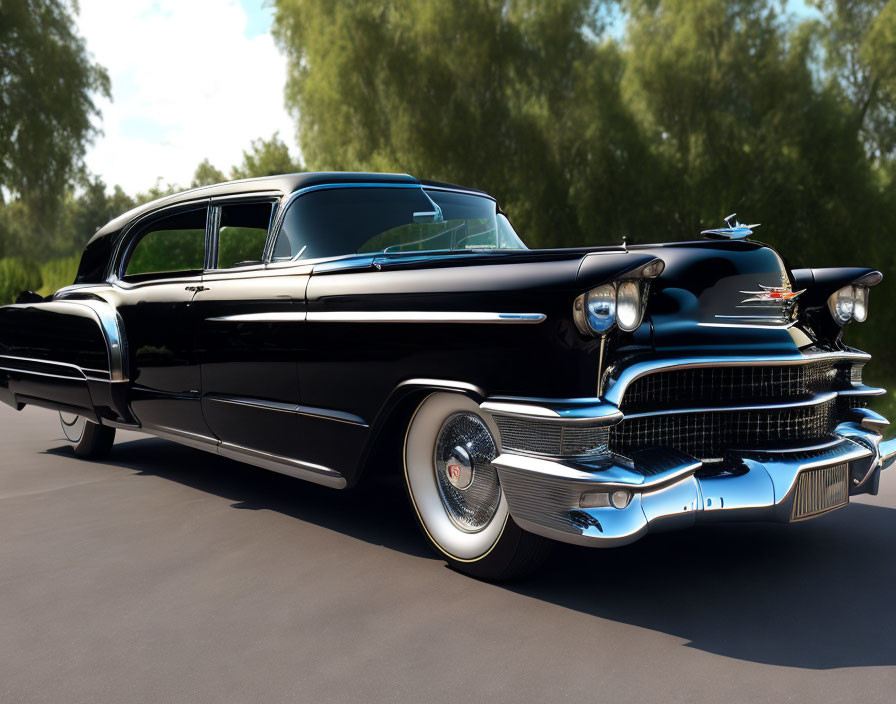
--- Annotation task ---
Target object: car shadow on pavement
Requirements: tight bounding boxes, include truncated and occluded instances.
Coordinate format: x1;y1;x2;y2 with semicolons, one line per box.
49;435;896;670
512;503;896;670
46;435;436;561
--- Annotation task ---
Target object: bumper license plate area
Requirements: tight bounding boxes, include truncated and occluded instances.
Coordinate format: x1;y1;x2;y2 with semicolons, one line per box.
792;463;849;520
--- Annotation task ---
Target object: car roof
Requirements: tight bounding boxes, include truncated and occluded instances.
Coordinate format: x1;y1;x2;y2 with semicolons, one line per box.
96;172;425;236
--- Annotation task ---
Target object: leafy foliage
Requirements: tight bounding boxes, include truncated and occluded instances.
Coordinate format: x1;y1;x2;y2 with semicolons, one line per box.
0;0;110;209
0;257;41;302
230;133;303;179
272;0;896;394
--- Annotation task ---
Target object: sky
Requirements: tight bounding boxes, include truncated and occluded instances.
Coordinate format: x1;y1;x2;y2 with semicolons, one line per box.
77;0;295;194
77;0;819;196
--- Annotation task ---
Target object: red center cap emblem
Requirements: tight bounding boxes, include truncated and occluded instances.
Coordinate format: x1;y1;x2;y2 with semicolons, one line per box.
447;464;461;480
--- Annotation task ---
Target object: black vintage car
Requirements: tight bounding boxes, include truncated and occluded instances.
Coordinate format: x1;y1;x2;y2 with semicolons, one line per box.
1;172;893;579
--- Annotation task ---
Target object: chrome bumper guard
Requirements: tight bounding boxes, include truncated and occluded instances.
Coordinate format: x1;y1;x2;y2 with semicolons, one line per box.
490;423;896;548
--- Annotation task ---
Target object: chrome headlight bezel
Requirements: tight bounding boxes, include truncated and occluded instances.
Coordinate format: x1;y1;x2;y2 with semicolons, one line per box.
616;280;642;332
573;280;652;336
574;283;617;335
827;285;869;324
572;258;663;337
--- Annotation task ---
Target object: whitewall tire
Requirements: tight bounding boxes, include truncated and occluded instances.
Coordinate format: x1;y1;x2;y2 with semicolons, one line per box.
403;392;551;580
59;412;116;459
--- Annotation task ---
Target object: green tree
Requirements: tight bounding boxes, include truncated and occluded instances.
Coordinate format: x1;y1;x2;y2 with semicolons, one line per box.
807;0;896;165
230;133;302;179
192;159;226;187
0;0;110;208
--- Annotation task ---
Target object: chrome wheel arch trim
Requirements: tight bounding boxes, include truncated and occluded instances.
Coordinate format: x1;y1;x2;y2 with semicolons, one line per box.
394;378;487;400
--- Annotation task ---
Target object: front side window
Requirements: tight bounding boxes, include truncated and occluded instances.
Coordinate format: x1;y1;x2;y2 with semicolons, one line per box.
215;201;274;269
270;187;526;262
124;207;207;279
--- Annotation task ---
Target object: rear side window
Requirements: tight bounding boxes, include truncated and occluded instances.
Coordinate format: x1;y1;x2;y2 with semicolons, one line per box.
215;201;274;269
124;207;207;278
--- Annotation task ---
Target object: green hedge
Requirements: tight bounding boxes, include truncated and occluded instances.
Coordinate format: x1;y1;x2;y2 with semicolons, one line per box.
0;257;43;304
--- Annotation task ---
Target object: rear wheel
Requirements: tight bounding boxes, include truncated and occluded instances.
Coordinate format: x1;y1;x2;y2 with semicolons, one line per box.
403;392;551;581
59;412;116;459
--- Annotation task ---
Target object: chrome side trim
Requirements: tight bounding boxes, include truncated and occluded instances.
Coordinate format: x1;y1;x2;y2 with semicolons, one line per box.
622;391;839;420
205;311;544;325
698;321;796;330
0;365;84;382
204;394;368;427
143;424;220;452
218;442;346;489
604;351;871;406
139;424;348;488
296;405;368;427
205;395;296;413
0;354;86;379
305;311;546;324
206;312;307;323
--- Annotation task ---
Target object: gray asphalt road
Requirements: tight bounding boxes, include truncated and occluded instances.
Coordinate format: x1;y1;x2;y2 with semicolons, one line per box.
2;406;895;703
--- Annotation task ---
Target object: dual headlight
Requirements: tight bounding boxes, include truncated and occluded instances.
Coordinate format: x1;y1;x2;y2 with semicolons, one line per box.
828;285;870;324
574;281;646;335
573;260;663;336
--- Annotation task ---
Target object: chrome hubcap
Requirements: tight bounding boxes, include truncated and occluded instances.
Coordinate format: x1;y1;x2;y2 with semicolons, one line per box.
433;413;501;532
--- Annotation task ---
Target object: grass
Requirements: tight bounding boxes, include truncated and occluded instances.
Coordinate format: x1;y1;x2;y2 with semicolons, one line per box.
37;255;80;297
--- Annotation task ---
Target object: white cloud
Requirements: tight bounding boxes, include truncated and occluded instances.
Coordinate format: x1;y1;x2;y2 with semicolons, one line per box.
77;0;296;194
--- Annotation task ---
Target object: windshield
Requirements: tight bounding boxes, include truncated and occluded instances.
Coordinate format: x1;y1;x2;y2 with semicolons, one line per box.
271;186;527;262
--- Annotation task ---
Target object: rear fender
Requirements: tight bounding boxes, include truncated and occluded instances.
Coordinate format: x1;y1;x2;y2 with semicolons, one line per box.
0;297;130;422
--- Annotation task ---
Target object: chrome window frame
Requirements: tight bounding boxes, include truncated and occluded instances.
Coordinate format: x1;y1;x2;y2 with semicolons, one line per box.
261;182;501;265
206;192;281;273
109;197;211;285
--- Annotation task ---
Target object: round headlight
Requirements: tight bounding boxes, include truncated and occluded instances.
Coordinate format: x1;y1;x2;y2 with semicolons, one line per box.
853;285;869;322
574;283;617;335
828;286;856;324
616;280;642;331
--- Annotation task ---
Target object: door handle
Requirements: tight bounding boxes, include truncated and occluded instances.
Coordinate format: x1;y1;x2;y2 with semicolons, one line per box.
185;285;209;292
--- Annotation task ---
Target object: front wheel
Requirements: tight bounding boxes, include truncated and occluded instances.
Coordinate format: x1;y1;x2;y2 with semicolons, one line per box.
403;392;551;580
59;412;116;459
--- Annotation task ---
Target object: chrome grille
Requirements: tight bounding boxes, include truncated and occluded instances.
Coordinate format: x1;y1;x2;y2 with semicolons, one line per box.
609;399;836;459
494;415;609;457
620;362;842;412
791;464;848;520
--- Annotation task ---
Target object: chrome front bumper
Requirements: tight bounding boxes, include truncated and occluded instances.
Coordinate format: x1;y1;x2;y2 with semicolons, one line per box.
489;423;896;548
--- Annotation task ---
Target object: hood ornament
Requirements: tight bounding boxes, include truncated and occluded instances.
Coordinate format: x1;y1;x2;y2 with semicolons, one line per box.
701;213;760;240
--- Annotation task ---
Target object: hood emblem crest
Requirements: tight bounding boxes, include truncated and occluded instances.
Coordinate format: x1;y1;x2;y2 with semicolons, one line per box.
739;284;805;304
